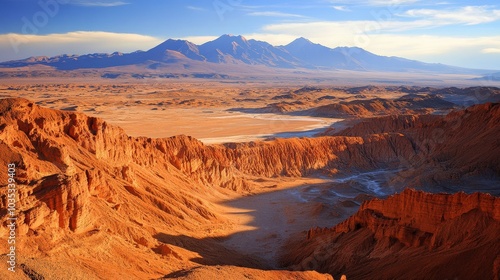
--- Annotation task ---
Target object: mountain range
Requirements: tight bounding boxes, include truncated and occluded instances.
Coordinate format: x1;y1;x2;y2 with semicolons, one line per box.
0;34;492;74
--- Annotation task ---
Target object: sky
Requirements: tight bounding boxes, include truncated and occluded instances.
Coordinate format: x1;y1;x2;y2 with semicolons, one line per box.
0;0;499;69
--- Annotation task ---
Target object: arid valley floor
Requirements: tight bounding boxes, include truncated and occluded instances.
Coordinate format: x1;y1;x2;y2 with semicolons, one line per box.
0;79;499;280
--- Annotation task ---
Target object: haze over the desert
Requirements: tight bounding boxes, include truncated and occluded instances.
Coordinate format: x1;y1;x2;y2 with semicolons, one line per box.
0;1;499;280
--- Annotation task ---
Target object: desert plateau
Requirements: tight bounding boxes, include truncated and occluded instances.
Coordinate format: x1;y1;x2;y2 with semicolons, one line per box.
0;78;499;280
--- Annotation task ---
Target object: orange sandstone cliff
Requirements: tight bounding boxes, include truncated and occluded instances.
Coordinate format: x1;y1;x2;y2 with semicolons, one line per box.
281;189;500;280
0;98;415;279
0;98;498;279
335;102;500;192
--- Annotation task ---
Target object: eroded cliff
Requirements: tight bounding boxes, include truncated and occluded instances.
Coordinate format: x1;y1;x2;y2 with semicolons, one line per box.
282;189;500;280
335;103;500;192
0;98;417;279
0;98;498;279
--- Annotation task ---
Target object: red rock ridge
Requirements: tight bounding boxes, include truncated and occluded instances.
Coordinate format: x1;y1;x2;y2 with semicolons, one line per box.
283;189;500;280
333;103;500;189
0;98;498;279
309;95;454;118
331;188;500;242
0;98;419;278
0;98;419;192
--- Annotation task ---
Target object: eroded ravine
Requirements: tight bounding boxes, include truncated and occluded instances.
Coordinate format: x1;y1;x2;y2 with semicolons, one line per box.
218;169;400;267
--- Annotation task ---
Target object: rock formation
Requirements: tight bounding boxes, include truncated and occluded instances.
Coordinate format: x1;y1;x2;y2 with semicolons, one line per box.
281;189;500;280
0;98;498;279
305;94;455;118
334;102;500;192
0;98;417;279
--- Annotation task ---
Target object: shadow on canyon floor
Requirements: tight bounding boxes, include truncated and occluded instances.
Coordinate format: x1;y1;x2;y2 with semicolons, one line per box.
155;174;396;275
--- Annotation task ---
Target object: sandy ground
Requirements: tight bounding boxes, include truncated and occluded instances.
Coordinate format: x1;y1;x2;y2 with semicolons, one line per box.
219;185;352;266
217;178;338;266
92;107;343;143
215;169;397;267
0;81;412;142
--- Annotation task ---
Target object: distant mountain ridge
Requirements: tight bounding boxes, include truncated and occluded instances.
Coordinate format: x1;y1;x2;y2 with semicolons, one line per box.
0;34;489;74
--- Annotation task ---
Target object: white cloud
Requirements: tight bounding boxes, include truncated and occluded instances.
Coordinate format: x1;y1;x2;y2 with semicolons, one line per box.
366;0;419;5
248;11;307;18
243;18;500;69
186;6;207;12
261;20;440;42
258;6;500;37
482;48;500;54
326;0;419;7
356;34;500;58
71;1;129;7
261;6;500;40
0;31;163;62
403;6;500;25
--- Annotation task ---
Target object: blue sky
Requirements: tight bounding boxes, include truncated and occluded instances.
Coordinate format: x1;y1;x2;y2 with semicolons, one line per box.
0;0;499;69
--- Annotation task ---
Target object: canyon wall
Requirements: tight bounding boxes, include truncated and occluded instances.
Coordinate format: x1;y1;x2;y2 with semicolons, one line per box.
1;99;497;237
0;98;421;234
0;98;498;279
0;98;419;278
282;189;500;280
335;103;500;191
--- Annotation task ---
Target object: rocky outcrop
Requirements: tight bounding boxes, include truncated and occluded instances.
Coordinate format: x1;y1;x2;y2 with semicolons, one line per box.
24;173;93;233
332;114;439;136
282;189;500;280
334;103;500;191
333;189;500;241
0;99;225;240
305;95;455;118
